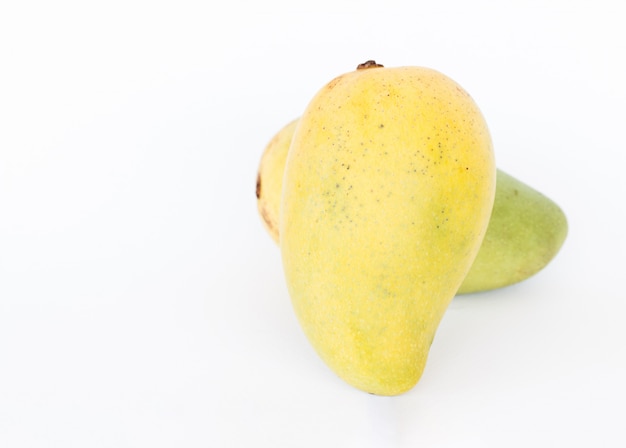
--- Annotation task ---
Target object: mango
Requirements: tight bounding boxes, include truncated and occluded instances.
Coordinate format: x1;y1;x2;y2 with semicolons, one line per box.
279;61;496;394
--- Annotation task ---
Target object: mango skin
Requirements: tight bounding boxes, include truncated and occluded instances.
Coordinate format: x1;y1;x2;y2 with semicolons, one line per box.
280;64;496;395
457;170;568;293
256;120;568;294
256;118;299;241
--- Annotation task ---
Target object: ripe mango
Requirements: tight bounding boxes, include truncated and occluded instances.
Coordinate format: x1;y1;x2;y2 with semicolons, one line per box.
279;62;496;394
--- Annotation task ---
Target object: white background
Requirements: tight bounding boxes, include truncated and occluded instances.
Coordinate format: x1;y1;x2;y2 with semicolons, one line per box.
1;1;625;446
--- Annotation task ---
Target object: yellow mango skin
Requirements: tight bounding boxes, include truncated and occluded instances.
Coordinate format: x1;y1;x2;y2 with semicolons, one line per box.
280;64;496;395
256;118;299;241
256;120;567;293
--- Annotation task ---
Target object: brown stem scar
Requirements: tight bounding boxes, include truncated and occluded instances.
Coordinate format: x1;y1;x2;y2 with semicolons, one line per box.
357;60;384;70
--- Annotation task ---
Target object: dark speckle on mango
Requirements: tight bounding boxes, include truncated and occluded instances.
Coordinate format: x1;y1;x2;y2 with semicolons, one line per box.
255;173;262;199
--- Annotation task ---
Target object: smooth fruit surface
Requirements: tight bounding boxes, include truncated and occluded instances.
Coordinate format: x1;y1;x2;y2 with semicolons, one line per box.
280;63;496;395
256;119;567;293
457;170;568;293
256;119;298;241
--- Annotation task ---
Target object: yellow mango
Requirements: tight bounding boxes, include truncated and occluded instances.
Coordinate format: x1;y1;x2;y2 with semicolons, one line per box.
279;62;496;395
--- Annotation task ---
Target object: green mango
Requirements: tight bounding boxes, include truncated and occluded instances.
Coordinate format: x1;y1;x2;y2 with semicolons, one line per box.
457;170;568;294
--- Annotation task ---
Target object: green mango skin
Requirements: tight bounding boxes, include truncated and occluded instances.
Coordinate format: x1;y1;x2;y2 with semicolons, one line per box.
458;170;568;294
